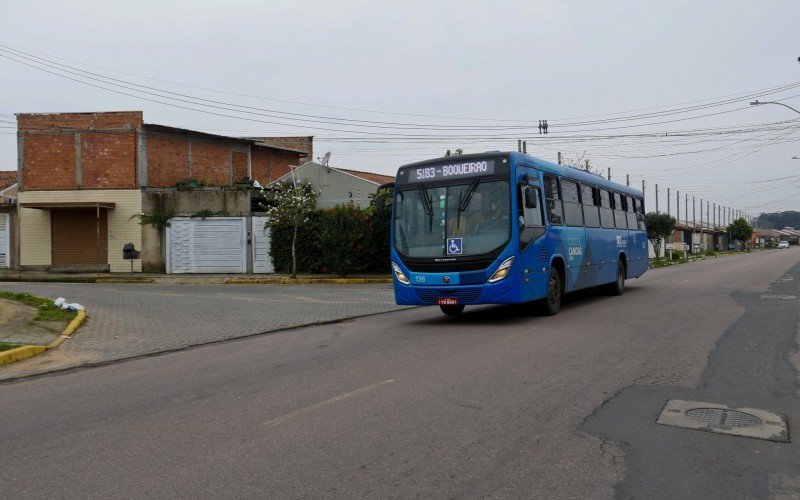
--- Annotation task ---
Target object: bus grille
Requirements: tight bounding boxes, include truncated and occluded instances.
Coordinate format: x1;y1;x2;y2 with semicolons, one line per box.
416;288;482;304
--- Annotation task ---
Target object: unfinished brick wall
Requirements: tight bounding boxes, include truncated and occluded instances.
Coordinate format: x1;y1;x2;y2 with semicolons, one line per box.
146;134;191;187
22;134;77;190
191;140;231;186
18;112;142;191
232;151;248;183
81;133;137;188
17;112;142;131
250;148;297;185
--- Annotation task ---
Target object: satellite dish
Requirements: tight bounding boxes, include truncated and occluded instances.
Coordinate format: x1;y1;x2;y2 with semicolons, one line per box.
318;152;331;166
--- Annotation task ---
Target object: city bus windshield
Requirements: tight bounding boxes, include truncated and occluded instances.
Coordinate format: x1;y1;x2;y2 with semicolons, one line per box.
394;180;510;258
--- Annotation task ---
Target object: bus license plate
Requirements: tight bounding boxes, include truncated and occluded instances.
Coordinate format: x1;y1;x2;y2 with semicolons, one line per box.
437;297;459;306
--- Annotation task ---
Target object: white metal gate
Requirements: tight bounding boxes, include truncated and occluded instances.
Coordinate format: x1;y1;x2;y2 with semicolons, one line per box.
166;217;247;274
252;216;274;273
0;213;9;268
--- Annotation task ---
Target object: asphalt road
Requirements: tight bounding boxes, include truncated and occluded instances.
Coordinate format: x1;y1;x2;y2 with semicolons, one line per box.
2;250;799;498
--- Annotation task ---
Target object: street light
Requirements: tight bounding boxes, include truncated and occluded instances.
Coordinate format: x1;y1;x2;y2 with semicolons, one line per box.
750;99;800;115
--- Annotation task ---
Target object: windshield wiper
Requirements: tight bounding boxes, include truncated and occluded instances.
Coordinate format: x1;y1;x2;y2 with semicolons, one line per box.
454;179;480;229
417;184;434;233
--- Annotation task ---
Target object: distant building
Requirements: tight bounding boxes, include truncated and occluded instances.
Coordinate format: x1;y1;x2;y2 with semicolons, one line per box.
271;161;394;209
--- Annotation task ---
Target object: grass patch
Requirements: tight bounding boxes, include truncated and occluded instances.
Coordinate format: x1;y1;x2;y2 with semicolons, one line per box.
0;292;78;322
0;342;22;352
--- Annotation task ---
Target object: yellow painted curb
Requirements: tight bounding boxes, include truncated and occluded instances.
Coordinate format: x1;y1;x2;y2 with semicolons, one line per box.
0;345;47;366
0;309;86;367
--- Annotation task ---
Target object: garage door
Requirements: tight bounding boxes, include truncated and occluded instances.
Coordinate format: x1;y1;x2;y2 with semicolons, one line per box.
252;216;274;273
167;217;247;274
51;209;108;266
0;213;9;268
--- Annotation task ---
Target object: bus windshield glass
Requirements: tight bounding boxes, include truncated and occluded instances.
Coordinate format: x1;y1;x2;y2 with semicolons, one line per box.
394;180;510;258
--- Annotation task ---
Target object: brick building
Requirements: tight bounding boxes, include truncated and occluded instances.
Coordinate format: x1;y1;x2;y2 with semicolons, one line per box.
16;111;309;272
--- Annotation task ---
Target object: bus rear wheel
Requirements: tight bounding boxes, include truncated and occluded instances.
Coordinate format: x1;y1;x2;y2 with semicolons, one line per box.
605;261;626;296
440;304;465;316
541;267;562;316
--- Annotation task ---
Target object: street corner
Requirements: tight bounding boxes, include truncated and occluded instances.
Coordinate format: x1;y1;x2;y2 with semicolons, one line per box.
0;310;86;367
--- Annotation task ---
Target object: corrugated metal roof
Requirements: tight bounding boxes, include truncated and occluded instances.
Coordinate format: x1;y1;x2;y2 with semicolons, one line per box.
143;124;306;154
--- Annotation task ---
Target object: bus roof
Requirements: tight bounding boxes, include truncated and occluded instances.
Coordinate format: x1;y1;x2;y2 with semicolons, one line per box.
512;152;643;198
397;152;643;198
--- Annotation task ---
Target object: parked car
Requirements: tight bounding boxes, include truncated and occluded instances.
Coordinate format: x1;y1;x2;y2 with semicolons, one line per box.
778;241;790;249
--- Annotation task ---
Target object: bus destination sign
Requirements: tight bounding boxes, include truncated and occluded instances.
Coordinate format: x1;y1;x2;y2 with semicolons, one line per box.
401;159;497;184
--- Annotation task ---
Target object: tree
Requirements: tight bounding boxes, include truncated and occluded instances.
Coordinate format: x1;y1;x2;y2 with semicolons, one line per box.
728;217;753;250
645;212;676;260
444;149;464;157
262;181;318;278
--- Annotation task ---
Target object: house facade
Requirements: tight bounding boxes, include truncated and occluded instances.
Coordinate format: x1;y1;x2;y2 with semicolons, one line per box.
272;161;394;209
16;111;308;272
0;171;18;269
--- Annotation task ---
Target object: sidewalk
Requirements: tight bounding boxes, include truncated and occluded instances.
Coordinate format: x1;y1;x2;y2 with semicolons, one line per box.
0;279;407;382
0;269;393;285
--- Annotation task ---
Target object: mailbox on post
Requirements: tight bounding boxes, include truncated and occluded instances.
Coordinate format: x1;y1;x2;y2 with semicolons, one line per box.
122;243;140;272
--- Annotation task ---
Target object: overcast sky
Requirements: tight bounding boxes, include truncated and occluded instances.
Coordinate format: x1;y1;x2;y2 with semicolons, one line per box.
1;0;799;217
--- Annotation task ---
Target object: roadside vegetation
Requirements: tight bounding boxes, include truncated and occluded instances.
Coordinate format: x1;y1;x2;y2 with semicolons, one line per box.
0;292;77;322
0;342;21;352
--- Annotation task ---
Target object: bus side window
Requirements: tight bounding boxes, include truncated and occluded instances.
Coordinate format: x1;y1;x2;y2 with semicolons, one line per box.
599;189;614;228
635;197;646;230
613;192;627;230
543;175;564;225
625;195;637;229
581;184;600;228
562;179;584;227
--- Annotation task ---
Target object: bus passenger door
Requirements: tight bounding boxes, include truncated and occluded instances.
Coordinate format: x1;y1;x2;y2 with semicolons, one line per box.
517;175;546;302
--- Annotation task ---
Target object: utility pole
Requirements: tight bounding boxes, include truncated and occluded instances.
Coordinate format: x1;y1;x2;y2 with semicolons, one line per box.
655;184;659;213
667;188;671;217
558;152;562;165
693;196;696;253
685;194;688;228
676;190;680;224
626;174;630;187
713;203;716;229
608;168;611;181
585;160;590;172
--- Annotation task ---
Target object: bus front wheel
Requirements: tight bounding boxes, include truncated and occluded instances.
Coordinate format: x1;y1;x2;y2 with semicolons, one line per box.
542;267;562;316
440;304;465;316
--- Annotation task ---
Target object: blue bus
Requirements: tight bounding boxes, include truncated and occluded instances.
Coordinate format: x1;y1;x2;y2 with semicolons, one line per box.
384;151;648;315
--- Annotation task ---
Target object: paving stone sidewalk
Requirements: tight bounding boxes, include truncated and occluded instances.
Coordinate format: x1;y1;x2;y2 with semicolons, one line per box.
0;282;410;381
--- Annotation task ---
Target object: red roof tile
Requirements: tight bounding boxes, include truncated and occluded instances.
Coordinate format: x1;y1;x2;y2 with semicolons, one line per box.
339;168;395;185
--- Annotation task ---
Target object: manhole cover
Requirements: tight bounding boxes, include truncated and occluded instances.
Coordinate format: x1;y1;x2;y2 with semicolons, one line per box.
685;408;762;428
657;400;788;442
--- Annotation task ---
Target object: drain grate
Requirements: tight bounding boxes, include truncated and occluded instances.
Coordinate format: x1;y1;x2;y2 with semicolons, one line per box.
657;400;788;442
685;408;762;428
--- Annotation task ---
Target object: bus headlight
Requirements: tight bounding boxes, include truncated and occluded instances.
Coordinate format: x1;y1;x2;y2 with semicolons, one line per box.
392;262;410;285
487;256;514;283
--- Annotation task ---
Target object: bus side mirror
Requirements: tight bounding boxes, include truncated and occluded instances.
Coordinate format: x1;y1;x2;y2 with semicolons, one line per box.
525;188;538;209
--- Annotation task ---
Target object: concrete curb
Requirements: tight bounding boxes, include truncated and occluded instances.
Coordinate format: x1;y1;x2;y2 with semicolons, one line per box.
0;310;86;366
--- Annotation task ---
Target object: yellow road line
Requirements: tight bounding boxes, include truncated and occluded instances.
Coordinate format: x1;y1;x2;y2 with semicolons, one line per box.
264;379;395;427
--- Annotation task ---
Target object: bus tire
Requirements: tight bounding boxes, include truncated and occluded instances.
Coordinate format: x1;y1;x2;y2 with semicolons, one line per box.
440;304;465;316
541;266;562;316
606;261;626;296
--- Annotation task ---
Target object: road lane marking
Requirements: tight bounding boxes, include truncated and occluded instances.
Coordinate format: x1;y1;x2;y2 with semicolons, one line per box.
263;379;395;427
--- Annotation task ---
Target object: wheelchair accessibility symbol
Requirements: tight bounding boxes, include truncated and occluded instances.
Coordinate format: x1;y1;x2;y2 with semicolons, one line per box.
447;237;463;255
